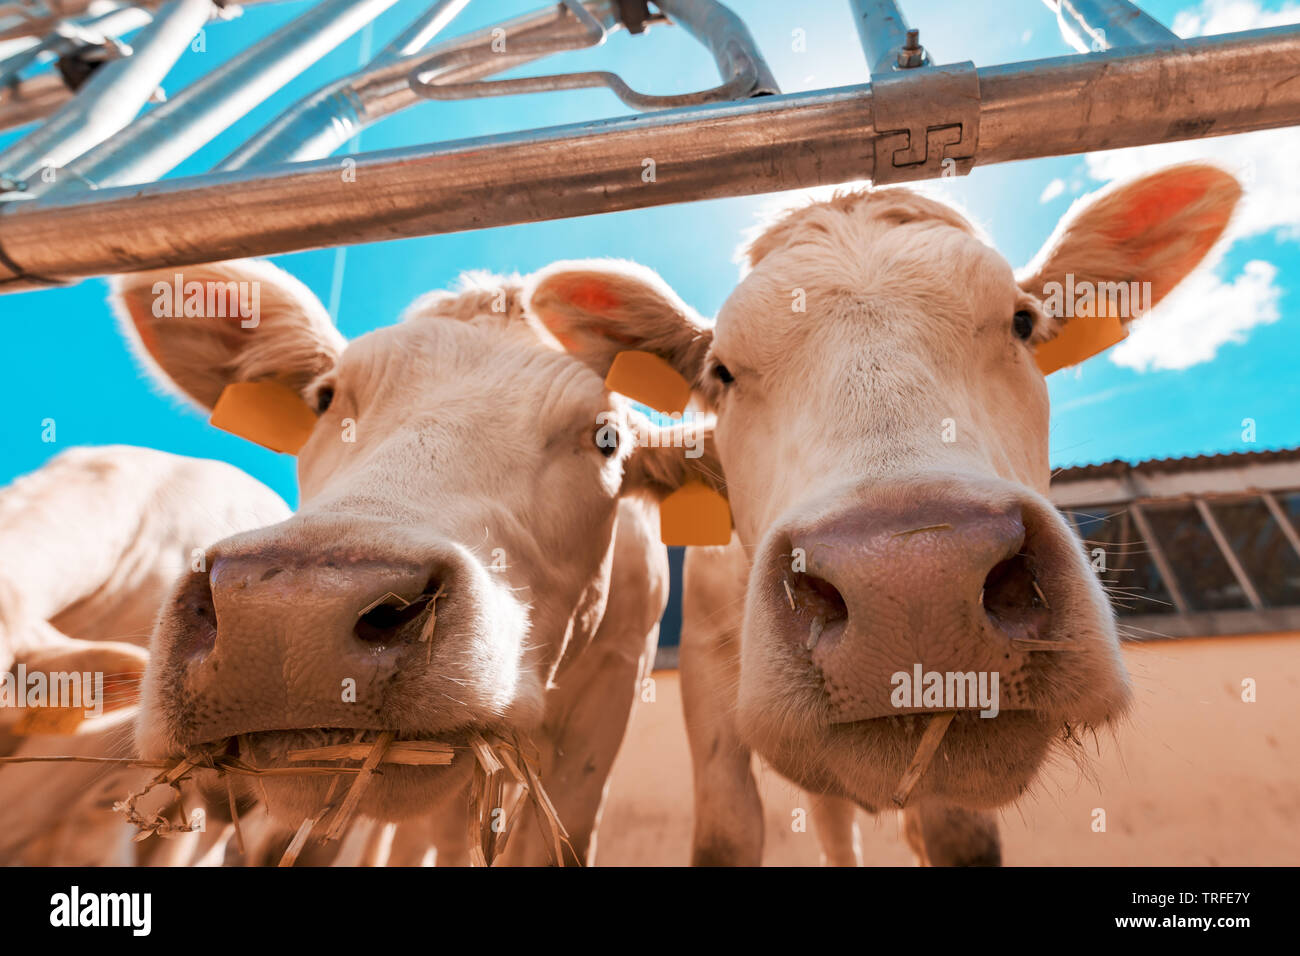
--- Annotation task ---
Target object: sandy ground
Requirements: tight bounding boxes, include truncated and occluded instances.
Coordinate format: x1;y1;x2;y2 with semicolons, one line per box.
595;633;1300;866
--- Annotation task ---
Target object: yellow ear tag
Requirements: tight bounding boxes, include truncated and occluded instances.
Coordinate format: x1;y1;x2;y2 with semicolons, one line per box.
605;350;691;415
660;481;733;547
1035;312;1128;376
209;381;318;455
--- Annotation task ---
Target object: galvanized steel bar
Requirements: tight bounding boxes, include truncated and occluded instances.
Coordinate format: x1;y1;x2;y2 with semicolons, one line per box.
0;0;214;187
849;0;927;73
1;23;1298;289
220;1;624;169
1044;0;1180;53
24;0;400;195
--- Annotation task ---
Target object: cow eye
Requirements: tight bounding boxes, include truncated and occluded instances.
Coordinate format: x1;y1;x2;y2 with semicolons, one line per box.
594;422;619;457
1012;310;1035;341
315;385;335;414
712;363;735;385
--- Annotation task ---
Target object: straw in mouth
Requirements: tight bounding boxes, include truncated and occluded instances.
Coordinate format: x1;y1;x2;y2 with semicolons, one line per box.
4;727;575;866
890;711;956;809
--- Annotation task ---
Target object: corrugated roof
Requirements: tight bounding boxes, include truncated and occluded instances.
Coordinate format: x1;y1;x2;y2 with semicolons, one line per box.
1053;447;1300;483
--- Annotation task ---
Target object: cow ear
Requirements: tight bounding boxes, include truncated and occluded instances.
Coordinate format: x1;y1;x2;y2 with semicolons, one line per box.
623;419;732;547
1018;164;1241;374
525;260;713;407
111;259;345;412
1;635;148;735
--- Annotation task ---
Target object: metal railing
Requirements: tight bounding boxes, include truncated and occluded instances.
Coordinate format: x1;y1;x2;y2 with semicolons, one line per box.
0;0;1297;291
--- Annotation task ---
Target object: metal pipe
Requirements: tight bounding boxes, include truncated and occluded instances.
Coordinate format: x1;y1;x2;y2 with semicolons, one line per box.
25;0;400;195
220;1;624;169
371;0;469;65
1043;0;1180;53
2;24;1299;289
0;0;276;42
0;0;213;188
849;0;926;73
0;4;155;87
0;71;68;132
976;25;1297;164
646;0;778;95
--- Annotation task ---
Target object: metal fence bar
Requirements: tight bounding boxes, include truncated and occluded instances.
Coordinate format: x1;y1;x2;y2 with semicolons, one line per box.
1194;497;1264;610
1044;0;1180;53
371;0;468;64
219;1;624;170
0;0;213;187
1261;492;1300;562
849;0;926;73
1;22;1299;289
0;0;277;42
0;4;155;86
1128;502;1191;614
21;0;400;196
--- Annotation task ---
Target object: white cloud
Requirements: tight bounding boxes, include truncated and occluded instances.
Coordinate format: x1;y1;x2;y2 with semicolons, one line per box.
1075;0;1300;372
1171;0;1300;35
1110;260;1282;371
1039;178;1066;203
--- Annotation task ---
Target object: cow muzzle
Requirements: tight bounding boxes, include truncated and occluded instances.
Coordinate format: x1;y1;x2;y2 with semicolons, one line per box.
137;519;535;819
740;477;1131;807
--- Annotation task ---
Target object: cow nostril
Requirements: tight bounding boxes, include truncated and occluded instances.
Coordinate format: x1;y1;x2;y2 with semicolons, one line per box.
785;571;849;650
353;581;440;646
175;570;218;659
981;553;1049;627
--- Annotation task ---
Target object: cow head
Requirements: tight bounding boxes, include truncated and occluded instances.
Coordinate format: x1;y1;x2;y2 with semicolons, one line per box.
535;164;1240;811
113;259;718;821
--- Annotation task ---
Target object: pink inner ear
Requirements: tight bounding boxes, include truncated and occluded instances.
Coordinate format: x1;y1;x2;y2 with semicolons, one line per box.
558;277;623;313
1103;168;1221;243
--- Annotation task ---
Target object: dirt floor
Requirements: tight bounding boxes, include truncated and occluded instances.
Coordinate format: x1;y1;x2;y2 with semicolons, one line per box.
596;632;1300;866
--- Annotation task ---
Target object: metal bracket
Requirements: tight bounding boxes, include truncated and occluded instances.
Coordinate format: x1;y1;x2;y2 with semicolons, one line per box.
870;60;979;185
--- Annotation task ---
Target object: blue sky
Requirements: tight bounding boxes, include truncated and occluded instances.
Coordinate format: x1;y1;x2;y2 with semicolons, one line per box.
2;0;1298;508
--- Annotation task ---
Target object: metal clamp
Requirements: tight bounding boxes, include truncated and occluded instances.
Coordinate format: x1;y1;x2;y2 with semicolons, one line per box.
870;60;980;185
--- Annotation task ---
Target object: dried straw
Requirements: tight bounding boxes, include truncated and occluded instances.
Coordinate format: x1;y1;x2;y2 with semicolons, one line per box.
9;725;573;866
891;711;956;809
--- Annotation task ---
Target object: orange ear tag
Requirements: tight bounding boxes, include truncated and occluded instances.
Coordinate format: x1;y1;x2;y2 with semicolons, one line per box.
605;350;691;415
660;481;733;547
209;381;318;455
1035;312;1128;376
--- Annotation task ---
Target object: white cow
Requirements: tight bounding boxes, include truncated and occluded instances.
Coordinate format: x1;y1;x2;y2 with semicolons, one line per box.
0;445;290;864
111;260;721;865
515;164;1241;865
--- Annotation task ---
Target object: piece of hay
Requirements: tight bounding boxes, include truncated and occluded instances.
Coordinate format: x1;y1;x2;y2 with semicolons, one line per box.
288;740;454;765
891;711;956;809
418;581;448;664
323;731;394;841
278;816;319;867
